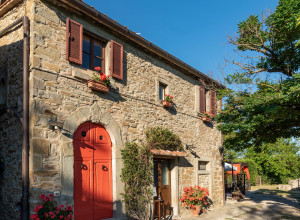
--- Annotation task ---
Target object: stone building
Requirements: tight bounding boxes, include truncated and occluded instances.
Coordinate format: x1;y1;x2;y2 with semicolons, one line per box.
0;0;224;219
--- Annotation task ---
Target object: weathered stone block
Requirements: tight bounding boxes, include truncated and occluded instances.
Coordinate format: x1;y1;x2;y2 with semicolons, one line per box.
34;70;57;81
32;138;49;155
33;154;42;171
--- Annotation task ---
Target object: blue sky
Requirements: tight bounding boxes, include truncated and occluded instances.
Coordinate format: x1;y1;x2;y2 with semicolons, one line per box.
84;0;278;82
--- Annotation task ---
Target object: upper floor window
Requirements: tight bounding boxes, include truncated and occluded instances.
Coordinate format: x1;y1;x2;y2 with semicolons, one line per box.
199;85;217;115
159;82;167;100
66;18;124;80
82;35;105;71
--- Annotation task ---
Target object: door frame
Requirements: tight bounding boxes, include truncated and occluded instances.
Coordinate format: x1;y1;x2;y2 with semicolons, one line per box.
153;157;180;217
60;103;124;218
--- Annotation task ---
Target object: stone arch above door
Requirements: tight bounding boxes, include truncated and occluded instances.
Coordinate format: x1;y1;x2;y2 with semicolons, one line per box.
60;102;124;217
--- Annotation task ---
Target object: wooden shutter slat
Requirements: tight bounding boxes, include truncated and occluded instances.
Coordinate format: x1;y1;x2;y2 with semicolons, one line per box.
111;40;123;80
199;86;206;113
66;18;83;65
210;91;217;115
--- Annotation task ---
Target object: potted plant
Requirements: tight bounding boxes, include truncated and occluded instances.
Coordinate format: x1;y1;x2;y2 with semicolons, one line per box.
30;194;73;219
162;94;173;108
202;111;214;122
180;186;210;216
87;66;111;92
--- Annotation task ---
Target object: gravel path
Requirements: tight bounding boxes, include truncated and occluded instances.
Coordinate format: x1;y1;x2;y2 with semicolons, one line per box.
177;188;300;220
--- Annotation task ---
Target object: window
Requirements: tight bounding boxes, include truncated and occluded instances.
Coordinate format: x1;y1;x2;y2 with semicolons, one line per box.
159;83;167;100
66;18;124;80
199;85;217;115
82;35;105;71
198;161;208;171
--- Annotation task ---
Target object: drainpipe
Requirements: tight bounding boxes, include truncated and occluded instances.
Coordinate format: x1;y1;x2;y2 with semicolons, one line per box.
0;15;30;220
21;16;30;220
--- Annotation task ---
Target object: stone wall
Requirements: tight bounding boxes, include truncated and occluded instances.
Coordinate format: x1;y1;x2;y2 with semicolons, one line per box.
0;1;26;219
28;0;224;218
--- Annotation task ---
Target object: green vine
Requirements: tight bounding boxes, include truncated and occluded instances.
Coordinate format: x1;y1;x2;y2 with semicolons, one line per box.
121;142;153;220
145;127;183;151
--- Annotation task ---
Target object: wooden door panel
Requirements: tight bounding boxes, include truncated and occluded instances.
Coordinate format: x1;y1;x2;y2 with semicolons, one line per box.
93;125;111;160
74;159;93;220
74;122;112;220
74;122;93;159
94;160;112;219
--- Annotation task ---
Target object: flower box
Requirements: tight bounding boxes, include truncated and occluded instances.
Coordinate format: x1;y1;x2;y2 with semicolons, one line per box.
202;117;213;122
87;80;109;93
162;100;172;108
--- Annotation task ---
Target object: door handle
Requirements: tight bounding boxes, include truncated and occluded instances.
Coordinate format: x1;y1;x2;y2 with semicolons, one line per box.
81;163;88;170
102;165;108;171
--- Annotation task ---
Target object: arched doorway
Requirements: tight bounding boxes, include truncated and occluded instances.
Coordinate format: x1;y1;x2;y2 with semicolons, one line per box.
73;122;112;220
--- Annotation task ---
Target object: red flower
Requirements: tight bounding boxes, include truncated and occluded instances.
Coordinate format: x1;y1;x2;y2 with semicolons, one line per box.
49;194;54;197
30;214;38;219
95;67;101;72
33;205;43;212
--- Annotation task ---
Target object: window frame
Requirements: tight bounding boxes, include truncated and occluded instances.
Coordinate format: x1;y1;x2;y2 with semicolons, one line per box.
82;31;107;72
159;82;167;101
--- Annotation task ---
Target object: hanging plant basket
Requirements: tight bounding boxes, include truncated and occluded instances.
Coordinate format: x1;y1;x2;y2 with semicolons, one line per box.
162;100;172;108
202;117;213;122
87;80;109;93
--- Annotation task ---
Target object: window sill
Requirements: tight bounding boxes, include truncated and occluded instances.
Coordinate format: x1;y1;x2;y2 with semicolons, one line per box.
198;170;210;175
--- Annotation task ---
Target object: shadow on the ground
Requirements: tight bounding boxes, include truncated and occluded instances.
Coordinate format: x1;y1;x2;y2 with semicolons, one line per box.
226;189;300;219
248;189;300;208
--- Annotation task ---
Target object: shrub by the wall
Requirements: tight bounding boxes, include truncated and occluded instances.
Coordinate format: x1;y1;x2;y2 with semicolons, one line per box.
121;142;153;220
145;127;183;151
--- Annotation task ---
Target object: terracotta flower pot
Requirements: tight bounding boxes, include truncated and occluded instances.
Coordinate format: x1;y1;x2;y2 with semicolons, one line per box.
162;100;172;108
202;117;212;122
191;205;201;216
87;80;109;93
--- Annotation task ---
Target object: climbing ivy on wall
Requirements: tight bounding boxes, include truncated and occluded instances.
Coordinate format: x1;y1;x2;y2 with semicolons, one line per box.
145;127;183;151
121;142;153;220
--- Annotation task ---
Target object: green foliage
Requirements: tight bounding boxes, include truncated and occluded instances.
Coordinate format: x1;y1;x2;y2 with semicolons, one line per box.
145;127;183;151
234;158;259;186
217;0;300;150
245;139;300;184
121;142;153;220
217;74;300;150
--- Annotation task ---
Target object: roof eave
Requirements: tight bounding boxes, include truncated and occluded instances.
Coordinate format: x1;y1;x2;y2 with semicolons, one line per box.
52;0;225;89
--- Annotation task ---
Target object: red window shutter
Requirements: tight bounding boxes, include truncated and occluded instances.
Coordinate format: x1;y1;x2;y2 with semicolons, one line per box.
111;40;123;80
66;18;83;65
210;91;217;115
199;86;206;113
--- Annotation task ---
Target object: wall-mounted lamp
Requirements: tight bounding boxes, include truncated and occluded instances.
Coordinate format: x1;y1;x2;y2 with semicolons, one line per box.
186;144;196;154
49;121;64;130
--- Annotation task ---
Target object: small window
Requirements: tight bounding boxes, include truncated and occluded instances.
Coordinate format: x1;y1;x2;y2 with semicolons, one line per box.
198;161;208;171
159;83;167;100
82;35;105;71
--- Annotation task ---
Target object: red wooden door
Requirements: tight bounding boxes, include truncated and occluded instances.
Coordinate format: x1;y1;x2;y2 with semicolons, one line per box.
74;122;112;220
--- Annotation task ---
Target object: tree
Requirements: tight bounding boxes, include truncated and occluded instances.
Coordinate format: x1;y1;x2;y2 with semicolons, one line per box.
245;139;300;184
216;0;300;150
